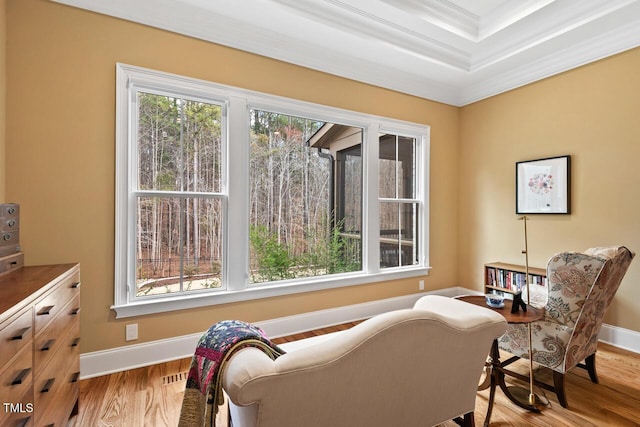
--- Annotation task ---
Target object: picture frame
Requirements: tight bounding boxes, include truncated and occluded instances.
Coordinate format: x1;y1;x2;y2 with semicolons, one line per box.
516;155;570;214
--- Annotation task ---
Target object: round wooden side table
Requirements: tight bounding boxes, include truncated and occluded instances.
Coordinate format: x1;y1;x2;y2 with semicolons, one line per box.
456;295;545;427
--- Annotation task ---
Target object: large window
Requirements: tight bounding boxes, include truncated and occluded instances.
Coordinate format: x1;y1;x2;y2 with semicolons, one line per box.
114;64;430;318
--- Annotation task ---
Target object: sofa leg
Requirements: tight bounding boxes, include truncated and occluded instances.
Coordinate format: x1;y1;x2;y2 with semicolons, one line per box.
553;371;568;408
464;412;476;427
453;412;475;427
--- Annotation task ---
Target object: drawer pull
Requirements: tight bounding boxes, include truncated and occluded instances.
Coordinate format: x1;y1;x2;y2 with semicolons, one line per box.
41;378;55;393
11;368;31;385
11;326;31;340
40;339;56;351
71;307;81;315
71;337;81;347
37;305;55;316
71;371;80;383
71;281;81;288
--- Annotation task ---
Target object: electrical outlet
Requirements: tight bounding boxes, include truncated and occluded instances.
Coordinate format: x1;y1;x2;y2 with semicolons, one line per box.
419;280;424;291
126;323;138;341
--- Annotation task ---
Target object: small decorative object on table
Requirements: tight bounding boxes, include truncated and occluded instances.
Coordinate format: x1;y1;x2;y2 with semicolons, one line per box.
511;290;527;313
485;293;504;308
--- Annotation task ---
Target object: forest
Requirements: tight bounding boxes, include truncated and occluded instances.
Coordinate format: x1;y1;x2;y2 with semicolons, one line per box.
134;93;362;296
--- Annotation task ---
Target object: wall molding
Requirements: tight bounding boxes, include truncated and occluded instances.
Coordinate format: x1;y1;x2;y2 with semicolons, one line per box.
598;323;640;354
52;0;640;107
79;286;640;379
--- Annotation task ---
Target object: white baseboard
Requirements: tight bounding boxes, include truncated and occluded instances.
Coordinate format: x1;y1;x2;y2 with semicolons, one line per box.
79;286;639;379
598;323;640;354
80;288;451;379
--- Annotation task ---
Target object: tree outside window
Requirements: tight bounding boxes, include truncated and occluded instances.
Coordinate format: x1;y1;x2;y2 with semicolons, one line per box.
134;93;224;296
248;111;362;283
114;64;429;317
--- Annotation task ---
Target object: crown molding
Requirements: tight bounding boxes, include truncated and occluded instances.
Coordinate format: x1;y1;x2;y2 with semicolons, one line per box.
461;14;640;105
51;0;640;106
272;0;472;71
478;0;554;40
381;0;479;40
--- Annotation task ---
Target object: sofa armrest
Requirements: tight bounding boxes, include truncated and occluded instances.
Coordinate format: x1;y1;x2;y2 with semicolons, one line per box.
222;347;277;404
413;295;507;329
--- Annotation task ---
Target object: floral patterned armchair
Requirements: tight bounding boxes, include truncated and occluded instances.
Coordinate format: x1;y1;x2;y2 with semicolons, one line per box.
498;246;635;408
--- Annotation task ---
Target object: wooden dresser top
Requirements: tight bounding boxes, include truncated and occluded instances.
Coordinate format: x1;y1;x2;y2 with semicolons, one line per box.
0;264;79;322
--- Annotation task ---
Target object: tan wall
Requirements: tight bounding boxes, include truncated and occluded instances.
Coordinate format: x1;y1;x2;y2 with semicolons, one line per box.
5;0;460;353
459;47;640;333
10;0;636;354
0;0;6;201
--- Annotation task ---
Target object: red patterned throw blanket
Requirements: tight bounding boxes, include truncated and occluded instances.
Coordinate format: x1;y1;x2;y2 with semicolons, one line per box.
178;320;285;427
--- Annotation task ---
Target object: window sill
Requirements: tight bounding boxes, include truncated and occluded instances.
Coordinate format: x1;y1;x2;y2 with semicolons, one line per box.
111;266;431;319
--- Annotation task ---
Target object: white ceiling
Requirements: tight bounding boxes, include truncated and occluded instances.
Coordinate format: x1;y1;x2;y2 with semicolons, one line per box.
53;0;640;106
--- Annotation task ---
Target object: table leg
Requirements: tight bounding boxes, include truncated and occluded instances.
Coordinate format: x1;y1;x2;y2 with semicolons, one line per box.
483;339;540;427
483;340;500;427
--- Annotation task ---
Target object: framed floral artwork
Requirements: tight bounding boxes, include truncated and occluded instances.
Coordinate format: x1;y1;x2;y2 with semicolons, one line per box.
516;155;570;214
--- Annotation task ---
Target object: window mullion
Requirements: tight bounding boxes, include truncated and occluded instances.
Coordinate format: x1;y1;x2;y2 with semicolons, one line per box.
126;84;140;303
419;133;430;267
364;123;380;274
226;97;249;290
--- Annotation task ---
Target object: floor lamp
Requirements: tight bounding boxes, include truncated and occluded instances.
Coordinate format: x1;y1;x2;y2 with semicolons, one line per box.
518;215;540;407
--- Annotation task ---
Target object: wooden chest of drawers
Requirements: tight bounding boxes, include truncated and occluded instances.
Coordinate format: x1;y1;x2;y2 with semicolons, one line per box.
0;264;80;427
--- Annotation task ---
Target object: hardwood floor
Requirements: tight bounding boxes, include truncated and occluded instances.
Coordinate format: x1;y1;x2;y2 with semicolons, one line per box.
69;323;640;427
67;322;359;427
441;342;640;427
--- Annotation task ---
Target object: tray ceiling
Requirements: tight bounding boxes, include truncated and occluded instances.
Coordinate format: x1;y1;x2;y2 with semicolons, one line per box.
53;0;640;106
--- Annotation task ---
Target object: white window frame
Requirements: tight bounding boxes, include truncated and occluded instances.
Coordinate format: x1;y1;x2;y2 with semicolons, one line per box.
113;63;430;319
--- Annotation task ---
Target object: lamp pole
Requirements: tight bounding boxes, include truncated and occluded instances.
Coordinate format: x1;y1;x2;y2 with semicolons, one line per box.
520;215;537;406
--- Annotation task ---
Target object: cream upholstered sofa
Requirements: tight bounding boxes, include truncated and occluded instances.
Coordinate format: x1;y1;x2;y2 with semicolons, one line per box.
221;295;507;427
